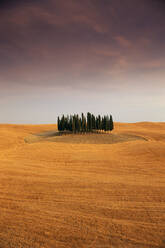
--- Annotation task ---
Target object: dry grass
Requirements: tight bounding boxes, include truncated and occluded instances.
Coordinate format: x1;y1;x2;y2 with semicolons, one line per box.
0;122;165;247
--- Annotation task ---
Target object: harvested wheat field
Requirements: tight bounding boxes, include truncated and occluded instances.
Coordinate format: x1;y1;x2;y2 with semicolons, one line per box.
0;122;165;248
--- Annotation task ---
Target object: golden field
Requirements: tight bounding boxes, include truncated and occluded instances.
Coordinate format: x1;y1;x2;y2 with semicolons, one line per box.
0;122;165;248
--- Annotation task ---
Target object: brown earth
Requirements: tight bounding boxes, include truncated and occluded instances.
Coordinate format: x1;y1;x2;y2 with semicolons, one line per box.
0;122;165;248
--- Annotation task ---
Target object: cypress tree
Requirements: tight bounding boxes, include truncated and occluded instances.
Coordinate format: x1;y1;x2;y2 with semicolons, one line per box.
87;112;89;131
75;114;78;132
64;117;67;130
98;115;101;130
81;113;84;132
103;116;106;131
61;115;65;131
57;116;60;131
66;115;69;130
102;116;106;131
101;117;103;131
107;115;111;132
84;117;87;132
91;114;93;129
92;114;96;130
90;113;92;132
77;116;81;133
106;115;109;132
110;115;114;131
96;116;98;130
87;112;92;132
81;113;86;132
102;116;108;131
69;115;73;131
72;115;76;133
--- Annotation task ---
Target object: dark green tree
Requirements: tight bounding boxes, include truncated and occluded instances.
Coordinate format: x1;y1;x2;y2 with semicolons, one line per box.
106;115;109;131
77;116;81;133
81;113;86;132
57;116;60;131
110;115;114;131
72;115;76;133
92;114;96;130
87;112;92;132
69;115;73;131
104;116;107;131
61;115;65;131
95;116;99;130
97;115;101;130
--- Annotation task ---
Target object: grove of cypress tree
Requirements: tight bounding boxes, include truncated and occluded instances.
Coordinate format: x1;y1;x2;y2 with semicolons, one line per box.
57;113;114;133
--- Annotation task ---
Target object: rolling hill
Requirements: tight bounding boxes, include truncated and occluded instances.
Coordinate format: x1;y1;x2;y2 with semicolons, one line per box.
0;122;165;248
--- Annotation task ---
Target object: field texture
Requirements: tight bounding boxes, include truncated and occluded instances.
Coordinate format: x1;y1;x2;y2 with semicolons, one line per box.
0;122;165;248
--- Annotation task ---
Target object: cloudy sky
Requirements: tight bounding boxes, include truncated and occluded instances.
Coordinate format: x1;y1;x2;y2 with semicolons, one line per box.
1;0;165;123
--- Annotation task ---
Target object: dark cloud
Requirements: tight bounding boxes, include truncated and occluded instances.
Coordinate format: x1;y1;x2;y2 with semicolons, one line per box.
0;0;20;8
0;0;43;9
0;0;165;90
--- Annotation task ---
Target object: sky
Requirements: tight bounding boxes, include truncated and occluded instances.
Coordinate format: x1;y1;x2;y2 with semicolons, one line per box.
0;0;165;123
